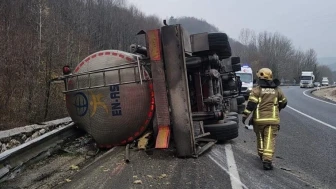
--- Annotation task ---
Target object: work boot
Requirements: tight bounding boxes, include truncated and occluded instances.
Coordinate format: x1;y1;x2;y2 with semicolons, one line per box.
263;160;273;170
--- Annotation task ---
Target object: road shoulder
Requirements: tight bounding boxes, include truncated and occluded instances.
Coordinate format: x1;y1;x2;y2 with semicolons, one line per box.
311;86;336;103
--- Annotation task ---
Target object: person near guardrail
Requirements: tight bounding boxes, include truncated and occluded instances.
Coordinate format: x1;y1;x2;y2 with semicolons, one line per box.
241;68;287;170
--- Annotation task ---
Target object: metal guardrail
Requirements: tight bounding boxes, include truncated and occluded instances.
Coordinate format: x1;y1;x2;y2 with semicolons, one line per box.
0;117;72;141
310;85;336;93
280;84;300;86
0;122;80;183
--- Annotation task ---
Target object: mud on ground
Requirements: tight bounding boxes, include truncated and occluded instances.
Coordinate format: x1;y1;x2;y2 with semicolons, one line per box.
1;135;104;189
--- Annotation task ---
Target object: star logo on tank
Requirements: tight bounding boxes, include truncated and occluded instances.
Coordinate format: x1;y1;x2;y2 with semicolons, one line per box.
89;91;109;117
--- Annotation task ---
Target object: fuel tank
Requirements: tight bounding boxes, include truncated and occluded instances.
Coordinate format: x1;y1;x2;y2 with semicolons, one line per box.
65;50;154;147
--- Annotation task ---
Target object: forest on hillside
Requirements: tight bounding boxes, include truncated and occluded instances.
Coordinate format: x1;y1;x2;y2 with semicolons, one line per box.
0;0;161;129
168;17;335;84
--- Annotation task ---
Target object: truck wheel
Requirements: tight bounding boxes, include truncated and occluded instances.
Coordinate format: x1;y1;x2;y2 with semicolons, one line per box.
232;63;242;72
223;90;231;97
225;115;238;124
226;112;238;118
236;96;245;105
204;120;238;142
229;98;238;112
208;33;232;60
228;80;237;90
238;104;245;114
231;57;240;65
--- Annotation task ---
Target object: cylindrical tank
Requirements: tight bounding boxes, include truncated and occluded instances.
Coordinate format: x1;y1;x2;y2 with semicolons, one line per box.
65;50;154;147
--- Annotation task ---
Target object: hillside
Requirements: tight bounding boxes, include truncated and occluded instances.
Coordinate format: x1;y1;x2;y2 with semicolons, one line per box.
0;0;161;128
168;16;220;34
317;57;336;71
167;16;243;56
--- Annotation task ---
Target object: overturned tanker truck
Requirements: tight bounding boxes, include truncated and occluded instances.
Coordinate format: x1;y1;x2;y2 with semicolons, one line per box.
53;22;245;158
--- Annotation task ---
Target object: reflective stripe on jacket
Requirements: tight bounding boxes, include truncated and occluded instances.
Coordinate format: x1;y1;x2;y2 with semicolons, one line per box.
244;86;287;125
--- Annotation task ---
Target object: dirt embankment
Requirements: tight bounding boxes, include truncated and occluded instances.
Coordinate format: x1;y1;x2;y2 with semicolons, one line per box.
312;87;336;102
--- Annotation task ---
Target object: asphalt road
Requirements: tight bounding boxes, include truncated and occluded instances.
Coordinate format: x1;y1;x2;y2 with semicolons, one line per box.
57;86;336;189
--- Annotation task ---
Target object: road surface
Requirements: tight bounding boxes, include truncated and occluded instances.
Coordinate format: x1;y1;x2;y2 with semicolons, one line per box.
57;86;335;189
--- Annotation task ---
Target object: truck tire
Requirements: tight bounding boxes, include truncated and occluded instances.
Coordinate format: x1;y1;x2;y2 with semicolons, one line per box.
226;112;238;118
229;98;238;113
237;96;245;105
238;104;245;114
223;90;231;97
231;57;240;65
222;80;236;91
204;120;238;142
232;63;242;72
208;33;232;60
228;80;237;90
225;115;238;124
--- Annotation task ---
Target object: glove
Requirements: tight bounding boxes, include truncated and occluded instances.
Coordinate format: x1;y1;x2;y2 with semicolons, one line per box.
242;114;247;125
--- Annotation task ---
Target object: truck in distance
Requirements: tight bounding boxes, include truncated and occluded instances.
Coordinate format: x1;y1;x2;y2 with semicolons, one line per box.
321;77;329;86
300;71;315;88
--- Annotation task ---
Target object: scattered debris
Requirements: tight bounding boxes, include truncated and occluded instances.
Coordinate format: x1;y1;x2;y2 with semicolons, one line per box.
147;175;153;178
7;139;21;149
21;135;27;141
1;143;7;153
0;120;72;154
61;135;96;155
70;165;79;170
280;167;292;171
39;129;46;135
25;137;32;143
125;144;130;163
31;132;39;139
158;174;167;179
137;131;152;150
133;180;142;184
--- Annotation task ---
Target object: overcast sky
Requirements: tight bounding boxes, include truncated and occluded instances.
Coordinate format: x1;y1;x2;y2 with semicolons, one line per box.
128;0;336;58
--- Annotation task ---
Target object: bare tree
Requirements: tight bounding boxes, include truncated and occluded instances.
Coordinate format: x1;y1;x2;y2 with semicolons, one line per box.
232;28;320;84
0;0;162;129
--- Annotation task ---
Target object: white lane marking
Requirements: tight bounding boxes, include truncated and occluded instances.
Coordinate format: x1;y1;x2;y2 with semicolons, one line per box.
303;89;336;106
209;144;247;189
287;105;336;131
225;144;245;189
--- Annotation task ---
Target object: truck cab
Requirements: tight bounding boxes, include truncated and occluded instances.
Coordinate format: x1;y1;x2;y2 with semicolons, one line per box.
235;65;253;99
321;77;329;86
300;71;315;88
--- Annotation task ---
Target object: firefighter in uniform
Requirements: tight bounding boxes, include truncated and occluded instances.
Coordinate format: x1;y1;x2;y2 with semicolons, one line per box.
242;68;287;170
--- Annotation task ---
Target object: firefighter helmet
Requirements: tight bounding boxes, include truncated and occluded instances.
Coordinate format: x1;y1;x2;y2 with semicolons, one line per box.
257;68;273;81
